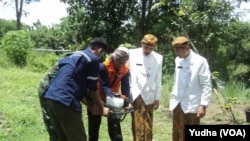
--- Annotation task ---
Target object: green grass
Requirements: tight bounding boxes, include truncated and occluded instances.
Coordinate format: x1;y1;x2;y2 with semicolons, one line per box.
0;66;173;141
0;67;48;141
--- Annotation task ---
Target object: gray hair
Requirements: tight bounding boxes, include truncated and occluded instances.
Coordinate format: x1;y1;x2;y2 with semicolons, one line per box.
110;46;129;61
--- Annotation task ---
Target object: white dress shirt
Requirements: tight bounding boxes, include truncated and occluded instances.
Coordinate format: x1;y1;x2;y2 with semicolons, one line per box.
129;48;163;105
169;50;212;113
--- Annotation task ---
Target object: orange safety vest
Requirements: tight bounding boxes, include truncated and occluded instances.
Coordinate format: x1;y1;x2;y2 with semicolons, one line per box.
99;58;129;102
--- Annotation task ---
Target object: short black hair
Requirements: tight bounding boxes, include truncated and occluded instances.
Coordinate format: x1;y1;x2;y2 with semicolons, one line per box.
88;37;107;50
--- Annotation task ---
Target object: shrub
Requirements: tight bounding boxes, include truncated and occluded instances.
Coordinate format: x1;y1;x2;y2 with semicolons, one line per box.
0;30;34;67
26;51;59;73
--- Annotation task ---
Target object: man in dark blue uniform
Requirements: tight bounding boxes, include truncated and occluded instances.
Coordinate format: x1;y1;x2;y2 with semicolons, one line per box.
44;37;109;141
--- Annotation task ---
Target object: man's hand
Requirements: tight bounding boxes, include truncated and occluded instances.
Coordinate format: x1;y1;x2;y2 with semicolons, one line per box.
86;103;109;117
103;107;109;117
153;100;160;110
125;103;134;110
120;94;126;99
197;105;206;118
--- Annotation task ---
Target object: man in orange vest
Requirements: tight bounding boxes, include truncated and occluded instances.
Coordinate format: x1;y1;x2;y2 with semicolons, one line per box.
87;46;132;141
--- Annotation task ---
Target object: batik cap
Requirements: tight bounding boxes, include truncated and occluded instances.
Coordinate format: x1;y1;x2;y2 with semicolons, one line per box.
140;34;158;46
172;36;189;47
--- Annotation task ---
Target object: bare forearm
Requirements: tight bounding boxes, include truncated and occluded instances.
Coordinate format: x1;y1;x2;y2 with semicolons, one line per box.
89;90;103;114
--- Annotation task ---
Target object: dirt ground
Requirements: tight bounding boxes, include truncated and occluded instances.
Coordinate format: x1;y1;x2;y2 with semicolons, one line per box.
201;90;250;125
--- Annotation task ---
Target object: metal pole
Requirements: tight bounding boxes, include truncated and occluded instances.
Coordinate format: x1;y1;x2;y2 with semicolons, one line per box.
185;34;199;54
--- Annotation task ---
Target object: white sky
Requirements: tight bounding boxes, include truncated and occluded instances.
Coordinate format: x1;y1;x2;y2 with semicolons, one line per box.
0;1;249;27
0;0;68;26
234;2;250;21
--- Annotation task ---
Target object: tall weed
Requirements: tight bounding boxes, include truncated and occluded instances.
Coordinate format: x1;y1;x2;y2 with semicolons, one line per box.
220;80;250;102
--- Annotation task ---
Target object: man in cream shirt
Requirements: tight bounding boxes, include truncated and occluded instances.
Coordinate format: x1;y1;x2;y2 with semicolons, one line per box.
129;34;163;141
169;36;212;141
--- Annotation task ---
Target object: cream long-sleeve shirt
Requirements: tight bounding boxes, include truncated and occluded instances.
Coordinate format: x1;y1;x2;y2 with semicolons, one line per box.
169;50;212;113
129;48;163;105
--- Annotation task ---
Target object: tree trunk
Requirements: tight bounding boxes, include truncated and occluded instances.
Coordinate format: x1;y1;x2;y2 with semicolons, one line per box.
15;0;23;29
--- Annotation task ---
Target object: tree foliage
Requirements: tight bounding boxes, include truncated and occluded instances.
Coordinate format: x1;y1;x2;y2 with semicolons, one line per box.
29;22;70;51
226;21;250;84
153;0;250;81
0;0;250;86
0;19;17;40
61;0;137;52
1;30;34;66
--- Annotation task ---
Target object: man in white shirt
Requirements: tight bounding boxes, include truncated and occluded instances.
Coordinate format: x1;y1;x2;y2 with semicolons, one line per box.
129;34;163;141
169;36;212;141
